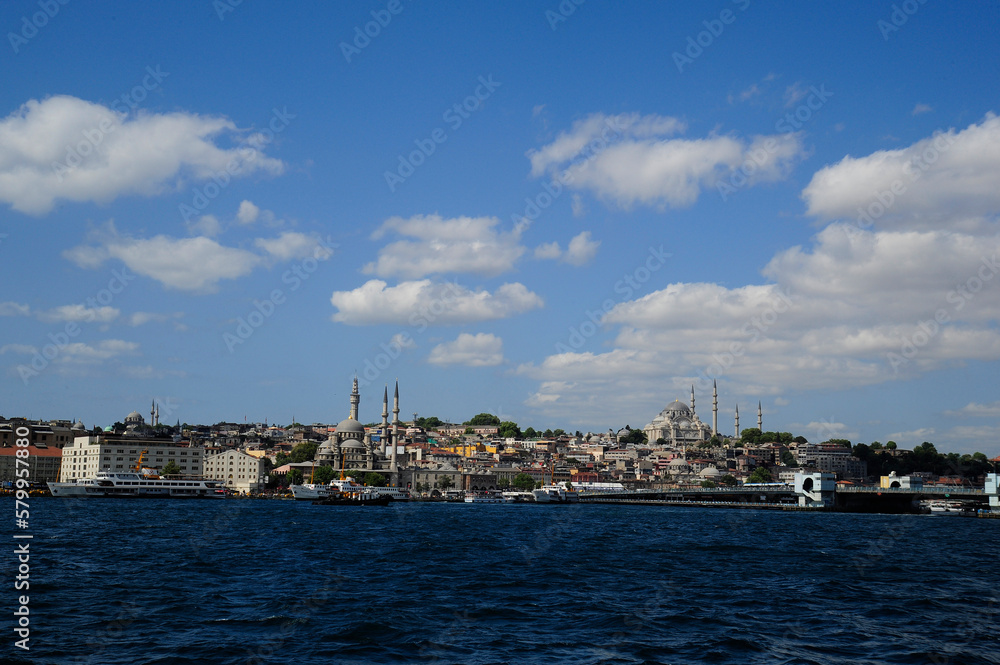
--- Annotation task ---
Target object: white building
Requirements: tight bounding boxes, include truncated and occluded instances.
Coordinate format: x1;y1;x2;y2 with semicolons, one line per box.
203;449;263;493
59;435;204;481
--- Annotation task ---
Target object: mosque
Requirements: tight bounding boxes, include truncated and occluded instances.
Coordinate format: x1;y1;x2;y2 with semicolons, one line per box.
643;381;762;447
314;377;403;485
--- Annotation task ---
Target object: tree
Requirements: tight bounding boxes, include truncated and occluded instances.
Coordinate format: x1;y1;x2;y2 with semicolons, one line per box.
436;475;455;491
870;441;883;450
512;473;536;491
464;427;474;434
415;416;443;429
286;469;303;485
701;480;717;488
740;428;762;445
498;421;522;439
363;472;387;487
747;467;773;483
497;477;511;489
542;428;554;438
886;440;897;450
780;450;798;467
312;465;335;484
161;460;181;476
619;428;647;445
792;436;808;444
655;437;669;447
289;442;319;463
524;427;538;439
274;452;290;467
465;413;501;426
826;438;852;448
553;429;566;437
719;474;738;487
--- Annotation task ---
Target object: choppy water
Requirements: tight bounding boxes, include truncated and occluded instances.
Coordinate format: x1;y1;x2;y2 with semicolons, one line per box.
4;499;999;664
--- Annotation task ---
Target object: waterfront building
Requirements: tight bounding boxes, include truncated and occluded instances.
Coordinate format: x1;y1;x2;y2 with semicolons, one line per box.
0;443;62;483
203;449;263;493
58;435;204;482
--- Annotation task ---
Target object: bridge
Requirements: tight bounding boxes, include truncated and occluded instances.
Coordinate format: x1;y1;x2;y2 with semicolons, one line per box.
578;473;997;514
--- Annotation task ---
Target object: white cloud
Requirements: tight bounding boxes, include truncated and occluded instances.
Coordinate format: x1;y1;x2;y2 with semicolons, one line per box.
254;231;332;261
128;312;183;326
534;242;562;260
0;302;30;317
330;280;543;326
237;200;260;225
36;304;119;323
911;103;933;116
803;113;1000;225
563;231;600;266
64;223;262;292
364;215;526;279
945;401;1000;418
529;112;805;209
428;333;504;367
0;344;36;355
0;95;284;215
187;214;222;237
783;82;808;108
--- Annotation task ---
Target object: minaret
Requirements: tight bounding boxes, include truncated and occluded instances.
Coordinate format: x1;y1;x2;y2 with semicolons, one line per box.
735;404;740;439
690;385;695;412
390;380;400;472
349;375;360;421
380;386;389;457
150;400;155;427
155;404;159;427
712;380;718;437
757;401;762;431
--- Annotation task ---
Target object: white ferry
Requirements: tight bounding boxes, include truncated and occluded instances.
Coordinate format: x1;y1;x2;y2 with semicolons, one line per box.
291;478;410;501
48;470;225;499
464;490;504;503
532;484;581;503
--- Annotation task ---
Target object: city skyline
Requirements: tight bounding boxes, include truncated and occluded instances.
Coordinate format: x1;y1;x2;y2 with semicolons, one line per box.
2;2;1000;455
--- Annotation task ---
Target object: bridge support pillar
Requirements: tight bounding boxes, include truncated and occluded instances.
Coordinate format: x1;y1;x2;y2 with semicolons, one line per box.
987;474;999;511
794;472;835;507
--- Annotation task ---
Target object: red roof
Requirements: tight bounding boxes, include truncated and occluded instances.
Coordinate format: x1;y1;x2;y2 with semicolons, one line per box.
0;445;62;457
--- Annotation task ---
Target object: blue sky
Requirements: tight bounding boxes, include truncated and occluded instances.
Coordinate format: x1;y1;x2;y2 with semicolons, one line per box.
2;0;1000;454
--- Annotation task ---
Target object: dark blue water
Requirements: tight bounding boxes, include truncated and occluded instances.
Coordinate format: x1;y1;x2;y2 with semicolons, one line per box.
4;500;999;664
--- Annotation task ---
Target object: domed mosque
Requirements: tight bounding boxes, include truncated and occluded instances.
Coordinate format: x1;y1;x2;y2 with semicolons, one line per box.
643;384;714;447
315;376;402;484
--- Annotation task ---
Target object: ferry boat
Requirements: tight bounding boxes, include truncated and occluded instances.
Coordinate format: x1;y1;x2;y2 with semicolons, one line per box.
924;500;966;514
532;484;580;503
291;478;410;501
464;490;504;503
501;491;534;503
48;470;225;499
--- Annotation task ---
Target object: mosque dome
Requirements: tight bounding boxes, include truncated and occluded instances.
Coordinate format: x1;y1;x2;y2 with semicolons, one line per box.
341;439;366;450
664;400;691;415
125;411;144;423
336;418;365;435
72;420;86;431
700;466;721;478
